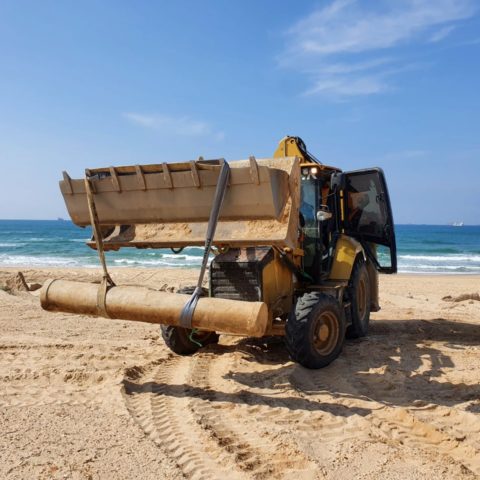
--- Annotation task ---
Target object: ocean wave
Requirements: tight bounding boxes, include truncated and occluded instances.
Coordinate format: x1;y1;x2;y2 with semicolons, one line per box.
1;252;478;273
402;264;480;270
399;254;480;263
0;243;25;247
161;254;205;261
398;269;480;275
113;256;208;267
0;254;84;267
424;248;463;254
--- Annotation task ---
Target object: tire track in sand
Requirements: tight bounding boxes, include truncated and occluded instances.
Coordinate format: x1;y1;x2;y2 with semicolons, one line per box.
192;348;373;451
0;343;136;411
292;361;480;476
187;353;317;478
122;353;318;479
123;356;242;480
122;341;480;478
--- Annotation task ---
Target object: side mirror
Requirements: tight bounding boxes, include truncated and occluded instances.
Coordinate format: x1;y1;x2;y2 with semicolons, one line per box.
330;172;345;190
316;210;333;222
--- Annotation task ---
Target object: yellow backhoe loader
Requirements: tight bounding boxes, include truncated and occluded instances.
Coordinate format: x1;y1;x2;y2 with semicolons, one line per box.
40;136;397;368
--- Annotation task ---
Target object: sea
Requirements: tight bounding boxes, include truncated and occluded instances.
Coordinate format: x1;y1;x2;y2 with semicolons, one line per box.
0;220;479;274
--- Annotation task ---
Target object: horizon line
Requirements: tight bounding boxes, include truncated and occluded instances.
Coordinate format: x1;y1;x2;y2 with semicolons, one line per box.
0;219;479;227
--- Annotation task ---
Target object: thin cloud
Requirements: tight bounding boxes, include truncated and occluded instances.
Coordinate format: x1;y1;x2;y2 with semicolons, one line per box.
305;76;387;97
429;25;456;43
317;57;393;75
281;0;476;98
123;112;224;139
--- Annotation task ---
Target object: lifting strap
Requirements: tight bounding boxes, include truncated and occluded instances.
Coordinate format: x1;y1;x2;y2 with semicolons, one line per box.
84;173;116;318
179;159;231;329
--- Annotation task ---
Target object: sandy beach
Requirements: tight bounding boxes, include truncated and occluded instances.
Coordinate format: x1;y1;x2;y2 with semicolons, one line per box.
1;267;479;479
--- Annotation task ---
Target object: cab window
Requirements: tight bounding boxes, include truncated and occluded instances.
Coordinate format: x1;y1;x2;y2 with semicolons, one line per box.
347;176;386;237
300;177;318;238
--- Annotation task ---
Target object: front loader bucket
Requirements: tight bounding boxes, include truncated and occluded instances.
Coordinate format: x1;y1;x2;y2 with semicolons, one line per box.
60;156;300;250
41;279;269;337
61;158;294;226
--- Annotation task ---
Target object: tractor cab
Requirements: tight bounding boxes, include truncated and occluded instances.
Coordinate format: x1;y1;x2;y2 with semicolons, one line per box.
299;163;338;282
298;162;397;283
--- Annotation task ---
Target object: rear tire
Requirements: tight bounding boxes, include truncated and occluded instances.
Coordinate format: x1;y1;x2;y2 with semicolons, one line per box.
346;259;371;339
160;286;219;355
285;292;346;369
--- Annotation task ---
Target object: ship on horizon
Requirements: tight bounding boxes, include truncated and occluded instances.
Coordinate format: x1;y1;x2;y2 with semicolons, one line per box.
452;221;464;227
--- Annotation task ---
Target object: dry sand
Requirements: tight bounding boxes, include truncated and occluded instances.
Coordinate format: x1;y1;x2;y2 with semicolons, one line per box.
1;267;479;479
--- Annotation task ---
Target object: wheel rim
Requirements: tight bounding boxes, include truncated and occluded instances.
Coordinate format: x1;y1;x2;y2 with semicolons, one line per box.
356;274;367;321
313;310;339;355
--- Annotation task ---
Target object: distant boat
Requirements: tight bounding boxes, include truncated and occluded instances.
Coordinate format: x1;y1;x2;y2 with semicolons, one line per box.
452;221;464;227
57;217;66;222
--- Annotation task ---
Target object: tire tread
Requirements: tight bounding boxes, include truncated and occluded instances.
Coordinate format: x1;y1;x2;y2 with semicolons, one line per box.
286;292;345;369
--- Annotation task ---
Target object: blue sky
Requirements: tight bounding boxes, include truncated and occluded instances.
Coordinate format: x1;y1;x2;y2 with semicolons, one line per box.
0;0;479;224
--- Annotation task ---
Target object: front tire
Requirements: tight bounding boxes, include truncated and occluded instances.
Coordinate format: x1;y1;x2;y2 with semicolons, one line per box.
160;286;219;355
285;292;346;369
346;259;371;339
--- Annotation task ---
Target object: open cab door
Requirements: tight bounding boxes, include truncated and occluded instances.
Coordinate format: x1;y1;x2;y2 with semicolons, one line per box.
343;168;397;273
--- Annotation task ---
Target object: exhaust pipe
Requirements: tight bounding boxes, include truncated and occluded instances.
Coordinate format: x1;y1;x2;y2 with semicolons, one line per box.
40;279;269;337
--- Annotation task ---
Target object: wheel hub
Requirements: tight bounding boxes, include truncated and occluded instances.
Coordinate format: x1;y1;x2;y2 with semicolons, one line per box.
318;324;330;342
313;311;339;355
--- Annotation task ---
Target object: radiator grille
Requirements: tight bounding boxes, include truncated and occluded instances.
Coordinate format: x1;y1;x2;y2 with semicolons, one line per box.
210;247;273;302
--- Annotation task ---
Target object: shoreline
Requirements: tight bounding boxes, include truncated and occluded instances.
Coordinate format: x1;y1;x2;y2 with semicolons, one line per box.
1;265;480;278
